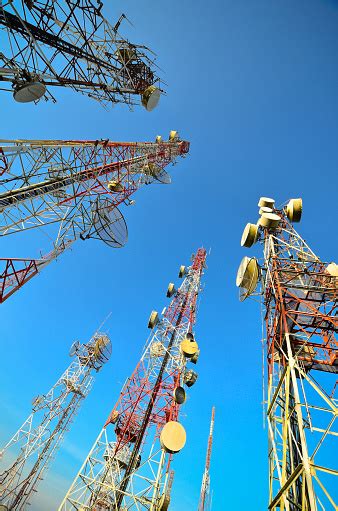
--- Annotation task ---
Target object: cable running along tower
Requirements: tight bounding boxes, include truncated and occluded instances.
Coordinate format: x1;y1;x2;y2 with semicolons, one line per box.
0;132;189;302
198;406;215;511
0;0;162;109
0;332;112;510
237;197;338;510
59;248;207;510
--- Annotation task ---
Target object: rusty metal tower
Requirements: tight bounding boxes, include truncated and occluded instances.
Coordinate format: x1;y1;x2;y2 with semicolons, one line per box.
58;248;207;511
198;406;215;511
237;197;338;510
0;332;112;510
0;0;162;109
0;132;189;302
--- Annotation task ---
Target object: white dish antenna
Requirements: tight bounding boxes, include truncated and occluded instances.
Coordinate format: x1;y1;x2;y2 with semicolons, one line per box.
141;85;161;112
13;82;46;103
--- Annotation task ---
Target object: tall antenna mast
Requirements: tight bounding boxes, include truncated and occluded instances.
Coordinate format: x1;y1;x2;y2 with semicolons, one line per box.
198;406;215;511
237;197;338;510
0;0;162;109
167;469;175;499
59;248;207;510
0;332;112;510
0;132;189;302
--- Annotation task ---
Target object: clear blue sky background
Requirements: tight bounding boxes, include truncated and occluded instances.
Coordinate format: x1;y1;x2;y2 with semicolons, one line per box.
1;0;338;509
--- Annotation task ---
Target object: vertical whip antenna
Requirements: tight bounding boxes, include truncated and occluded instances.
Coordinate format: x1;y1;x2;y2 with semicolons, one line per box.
198;406;215;511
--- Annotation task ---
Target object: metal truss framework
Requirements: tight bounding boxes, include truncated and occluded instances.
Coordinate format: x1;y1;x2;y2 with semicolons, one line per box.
59;248;207;511
0;0;162;108
198;406;215;511
0;332;112;510
248;206;338;510
0;135;189;302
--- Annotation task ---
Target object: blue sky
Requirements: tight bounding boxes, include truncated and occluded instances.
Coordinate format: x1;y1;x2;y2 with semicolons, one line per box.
1;0;338;509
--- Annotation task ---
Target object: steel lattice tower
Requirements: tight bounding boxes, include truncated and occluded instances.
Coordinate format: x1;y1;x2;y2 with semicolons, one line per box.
58;248;207;511
0;0;162;109
198;406;215;511
0;332;112;510
237;197;338;511
0;132;189;302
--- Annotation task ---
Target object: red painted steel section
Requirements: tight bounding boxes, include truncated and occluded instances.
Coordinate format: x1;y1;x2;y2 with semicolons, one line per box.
0;139;190;303
0;258;40;303
265;215;338;377
104;248;206;475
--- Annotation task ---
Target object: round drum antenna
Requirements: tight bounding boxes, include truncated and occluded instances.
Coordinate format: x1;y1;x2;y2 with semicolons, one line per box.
13;81;46;103
236;256;259;301
141;85;161;112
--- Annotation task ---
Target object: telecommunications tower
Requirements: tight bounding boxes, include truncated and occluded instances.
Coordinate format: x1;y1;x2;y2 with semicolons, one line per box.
0;132;189;302
237;197;338;510
0;332;112;510
59;248;207;510
0;0;162;109
198;406;215;511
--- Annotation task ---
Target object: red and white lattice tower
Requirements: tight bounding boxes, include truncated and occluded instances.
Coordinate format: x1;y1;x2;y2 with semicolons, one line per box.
0;332;112;510
237;197;338;511
198;406;215;511
0;132;189;303
58;248;207;511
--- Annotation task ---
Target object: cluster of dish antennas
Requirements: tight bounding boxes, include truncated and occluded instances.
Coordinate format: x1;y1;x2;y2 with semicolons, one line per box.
139;131;180;185
241;196;303;249
147;262;200;379
12;80;161;111
69;333;112;371
92;131;181;249
145;262;201;456
236;196;302;301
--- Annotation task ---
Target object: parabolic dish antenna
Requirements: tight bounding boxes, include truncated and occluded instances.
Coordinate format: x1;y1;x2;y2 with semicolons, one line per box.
13;81;46;103
91;199;128;248
154;167;171;184
236;256;259;301
69;340;81;357
93;334;112;366
142;163;171;185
